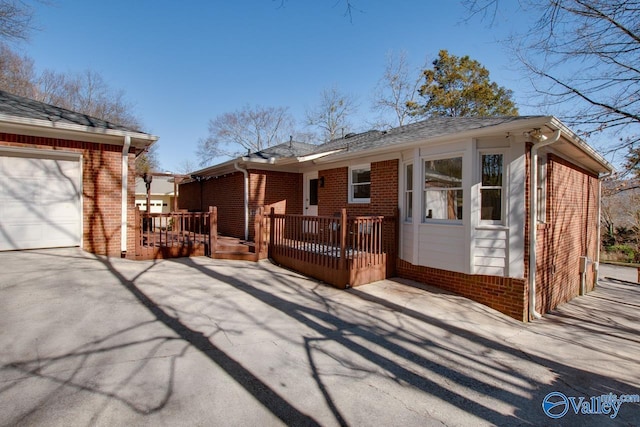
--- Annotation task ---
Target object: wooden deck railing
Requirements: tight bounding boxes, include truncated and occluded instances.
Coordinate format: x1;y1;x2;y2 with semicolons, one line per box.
268;208;398;288
134;209;211;259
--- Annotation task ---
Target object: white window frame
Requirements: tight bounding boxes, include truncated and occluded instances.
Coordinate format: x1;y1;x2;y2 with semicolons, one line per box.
479;152;505;225
404;162;413;222
349;164;371;204
423;155;464;224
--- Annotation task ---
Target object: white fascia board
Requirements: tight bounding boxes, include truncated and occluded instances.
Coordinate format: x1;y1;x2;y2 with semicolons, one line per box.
548;117;614;173
0;113;158;149
296;149;346;163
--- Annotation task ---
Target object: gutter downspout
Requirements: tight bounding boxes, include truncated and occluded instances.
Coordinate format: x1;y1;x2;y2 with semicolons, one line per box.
234;162;249;241
121;135;131;257
529;129;561;320
595;170;613;287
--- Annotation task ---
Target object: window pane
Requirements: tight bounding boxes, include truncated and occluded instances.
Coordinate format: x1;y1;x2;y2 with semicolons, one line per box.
406;164;413;189
480;189;501;220
405;191;413;219
425;157;462;188
481;154;503;186
425;189;463;220
309;178;318;206
353;183;370;199
352;168;371;184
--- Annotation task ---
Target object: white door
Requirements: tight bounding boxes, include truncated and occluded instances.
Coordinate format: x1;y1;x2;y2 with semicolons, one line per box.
303;172;319;216
0;153;82;251
303;172;318;233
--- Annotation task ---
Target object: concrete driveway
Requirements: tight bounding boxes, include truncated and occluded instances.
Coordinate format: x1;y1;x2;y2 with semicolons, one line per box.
1;249;638;426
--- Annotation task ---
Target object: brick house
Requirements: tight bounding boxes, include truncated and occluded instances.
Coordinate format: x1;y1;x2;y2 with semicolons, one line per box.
181;116;612;321
0;90;158;257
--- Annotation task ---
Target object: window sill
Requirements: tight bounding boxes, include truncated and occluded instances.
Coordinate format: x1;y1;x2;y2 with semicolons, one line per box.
476;224;508;231
421;220;464;226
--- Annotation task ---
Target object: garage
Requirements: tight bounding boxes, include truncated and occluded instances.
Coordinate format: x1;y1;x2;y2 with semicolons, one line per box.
0;150;82;251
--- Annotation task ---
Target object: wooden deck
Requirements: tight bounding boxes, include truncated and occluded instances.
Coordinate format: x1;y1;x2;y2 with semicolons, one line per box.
133;208;267;261
268;209;397;288
132;206;398;289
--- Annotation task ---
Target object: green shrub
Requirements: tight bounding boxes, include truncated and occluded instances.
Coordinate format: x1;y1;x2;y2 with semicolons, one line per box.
604;244;637;263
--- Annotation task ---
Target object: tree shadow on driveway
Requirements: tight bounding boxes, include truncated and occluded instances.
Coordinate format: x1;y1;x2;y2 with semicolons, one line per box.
2;251;639;426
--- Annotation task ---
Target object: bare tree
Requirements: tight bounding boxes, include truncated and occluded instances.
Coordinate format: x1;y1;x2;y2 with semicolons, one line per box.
0;0;34;41
0;42;36;97
372;50;424;128
197;105;296;166
175;158;198;175
0;44;155;171
464;0;639;161
306;85;358;142
37;69;142;130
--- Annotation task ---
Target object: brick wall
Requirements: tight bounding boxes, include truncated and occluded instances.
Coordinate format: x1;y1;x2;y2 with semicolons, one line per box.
179;172;245;238
396;260;528;321
0;133;134;257
248;170;302;240
179;170;302;240
535;154;599;314
318;159;399;217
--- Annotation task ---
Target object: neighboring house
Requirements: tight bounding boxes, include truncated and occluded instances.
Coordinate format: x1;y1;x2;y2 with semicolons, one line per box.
0;90;158;257
181;116;613;321
135;173;178;214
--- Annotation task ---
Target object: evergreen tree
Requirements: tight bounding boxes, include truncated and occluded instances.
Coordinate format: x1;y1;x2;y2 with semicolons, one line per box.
407;50;518;118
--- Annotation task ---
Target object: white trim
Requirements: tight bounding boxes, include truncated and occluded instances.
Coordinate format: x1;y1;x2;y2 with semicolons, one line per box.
296;149;345;162
0;146;82;160
121;136;131;255
348;164;371;204
422;153;465;224
478;150;507;226
402;161;414;223
0;113;158;146
411;147;421;265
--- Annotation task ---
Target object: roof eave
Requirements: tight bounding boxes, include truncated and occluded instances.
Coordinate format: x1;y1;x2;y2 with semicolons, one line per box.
0;112;159;148
549;117;614;174
311;116;557;164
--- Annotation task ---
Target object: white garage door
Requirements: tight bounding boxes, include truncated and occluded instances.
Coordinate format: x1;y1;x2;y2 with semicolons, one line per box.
0;152;82;251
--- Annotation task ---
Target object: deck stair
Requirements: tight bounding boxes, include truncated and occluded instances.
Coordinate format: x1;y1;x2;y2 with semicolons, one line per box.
211;236;259;261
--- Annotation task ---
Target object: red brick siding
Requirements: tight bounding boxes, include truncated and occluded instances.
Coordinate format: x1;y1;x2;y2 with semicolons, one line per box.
179;172;245;238
0;133;134;257
179;170;302;240
318;159;399;217
248;170;302;240
535;154;599;314
396;259;528;321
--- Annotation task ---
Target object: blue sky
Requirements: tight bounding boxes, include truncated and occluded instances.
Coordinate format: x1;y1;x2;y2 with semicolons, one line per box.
23;0;538;172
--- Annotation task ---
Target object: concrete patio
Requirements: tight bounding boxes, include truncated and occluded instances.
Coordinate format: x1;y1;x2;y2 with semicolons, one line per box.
0;248;638;426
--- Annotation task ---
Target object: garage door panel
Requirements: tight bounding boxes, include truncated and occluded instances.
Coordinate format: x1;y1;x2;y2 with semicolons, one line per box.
0;154;81;251
48;202;81;221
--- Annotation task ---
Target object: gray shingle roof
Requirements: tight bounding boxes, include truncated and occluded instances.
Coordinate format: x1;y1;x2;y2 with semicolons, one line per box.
0;89;142;133
244;140;317;161
312;116;546;156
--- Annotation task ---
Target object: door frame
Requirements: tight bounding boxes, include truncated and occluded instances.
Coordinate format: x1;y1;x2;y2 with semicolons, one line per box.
303;171;319;217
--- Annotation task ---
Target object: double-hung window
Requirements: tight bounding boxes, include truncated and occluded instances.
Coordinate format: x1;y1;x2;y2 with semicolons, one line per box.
480;153;504;223
405;163;413;221
424;157;463;221
349;165;371;203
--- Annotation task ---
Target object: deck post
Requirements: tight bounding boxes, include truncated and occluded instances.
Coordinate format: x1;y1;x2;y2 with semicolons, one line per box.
254;206;263;256
135;207;141;258
209;206;217;257
269;207;275;258
339;208;347;272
